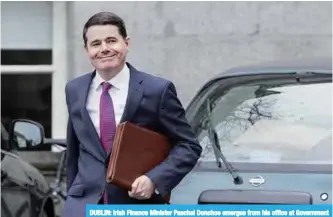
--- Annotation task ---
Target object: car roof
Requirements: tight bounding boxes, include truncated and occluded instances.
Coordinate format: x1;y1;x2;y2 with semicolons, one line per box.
186;58;332;110
212;57;332;80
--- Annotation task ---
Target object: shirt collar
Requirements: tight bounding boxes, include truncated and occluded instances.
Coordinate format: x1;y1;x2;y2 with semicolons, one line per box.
92;64;130;91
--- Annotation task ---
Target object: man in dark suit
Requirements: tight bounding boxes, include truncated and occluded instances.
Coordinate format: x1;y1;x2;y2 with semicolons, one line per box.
62;11;202;217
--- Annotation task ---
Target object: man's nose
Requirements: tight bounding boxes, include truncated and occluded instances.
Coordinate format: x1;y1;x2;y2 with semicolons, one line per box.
100;42;109;52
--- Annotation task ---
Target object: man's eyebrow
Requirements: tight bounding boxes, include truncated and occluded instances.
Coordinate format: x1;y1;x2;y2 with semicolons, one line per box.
105;36;117;40
90;36;118;44
90;39;101;44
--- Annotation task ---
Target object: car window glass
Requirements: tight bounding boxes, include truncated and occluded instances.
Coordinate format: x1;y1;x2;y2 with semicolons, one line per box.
192;81;332;164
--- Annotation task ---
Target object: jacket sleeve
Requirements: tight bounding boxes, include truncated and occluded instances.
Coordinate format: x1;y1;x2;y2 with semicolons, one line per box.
145;81;202;197
65;84;80;192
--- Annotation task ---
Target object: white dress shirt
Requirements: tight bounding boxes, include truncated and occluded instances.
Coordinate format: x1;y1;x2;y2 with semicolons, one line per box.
86;65;130;138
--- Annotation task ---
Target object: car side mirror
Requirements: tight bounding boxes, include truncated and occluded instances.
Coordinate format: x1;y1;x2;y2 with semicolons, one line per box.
10;119;45;150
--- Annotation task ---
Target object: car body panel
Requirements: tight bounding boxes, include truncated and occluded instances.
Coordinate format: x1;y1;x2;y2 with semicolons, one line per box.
171;58;332;205
171;164;331;204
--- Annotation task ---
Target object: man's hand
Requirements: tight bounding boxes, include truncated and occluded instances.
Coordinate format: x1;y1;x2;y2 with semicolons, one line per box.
128;175;155;200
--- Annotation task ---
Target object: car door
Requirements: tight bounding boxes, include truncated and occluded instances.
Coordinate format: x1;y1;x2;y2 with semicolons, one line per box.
1;123;34;217
171;73;332;205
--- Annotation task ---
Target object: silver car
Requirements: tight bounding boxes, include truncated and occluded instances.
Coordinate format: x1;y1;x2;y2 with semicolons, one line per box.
171;58;332;205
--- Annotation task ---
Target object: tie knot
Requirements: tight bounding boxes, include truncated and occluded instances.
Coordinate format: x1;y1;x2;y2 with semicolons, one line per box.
102;82;112;92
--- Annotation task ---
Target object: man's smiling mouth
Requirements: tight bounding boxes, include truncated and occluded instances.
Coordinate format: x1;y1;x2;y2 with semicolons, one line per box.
100;54;116;59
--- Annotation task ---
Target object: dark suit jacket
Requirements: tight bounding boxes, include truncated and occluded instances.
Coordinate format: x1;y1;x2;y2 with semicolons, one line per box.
62;63;202;217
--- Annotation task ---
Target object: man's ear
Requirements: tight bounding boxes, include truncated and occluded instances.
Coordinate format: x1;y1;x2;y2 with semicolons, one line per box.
124;36;130;54
84;44;89;55
125;36;130;47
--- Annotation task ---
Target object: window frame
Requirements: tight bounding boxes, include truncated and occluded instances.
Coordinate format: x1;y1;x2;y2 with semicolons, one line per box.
0;2;68;139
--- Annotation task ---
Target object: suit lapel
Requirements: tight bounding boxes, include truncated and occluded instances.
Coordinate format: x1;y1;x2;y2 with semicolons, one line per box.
105;64;144;157
80;72;106;160
120;63;144;123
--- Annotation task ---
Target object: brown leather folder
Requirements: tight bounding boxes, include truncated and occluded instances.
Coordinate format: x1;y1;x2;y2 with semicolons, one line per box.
106;121;172;202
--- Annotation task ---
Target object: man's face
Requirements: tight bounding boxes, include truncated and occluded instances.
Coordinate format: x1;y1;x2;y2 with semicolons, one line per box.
85;25;129;73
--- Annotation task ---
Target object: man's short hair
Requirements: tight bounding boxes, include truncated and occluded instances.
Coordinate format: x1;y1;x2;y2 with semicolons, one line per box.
83;11;127;45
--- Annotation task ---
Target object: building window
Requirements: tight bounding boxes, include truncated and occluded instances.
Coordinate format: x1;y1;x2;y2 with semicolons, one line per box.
1;1;53;137
1;50;52;65
1;74;52;137
1;2;68;142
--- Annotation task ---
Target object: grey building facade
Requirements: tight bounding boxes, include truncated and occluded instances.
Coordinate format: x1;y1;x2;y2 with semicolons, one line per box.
1;1;332;141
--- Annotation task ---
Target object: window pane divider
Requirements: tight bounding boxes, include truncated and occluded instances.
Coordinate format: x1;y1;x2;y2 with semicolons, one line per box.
1;65;54;74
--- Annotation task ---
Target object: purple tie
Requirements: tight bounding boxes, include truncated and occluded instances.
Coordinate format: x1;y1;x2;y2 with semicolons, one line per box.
99;82;116;204
100;82;116;153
